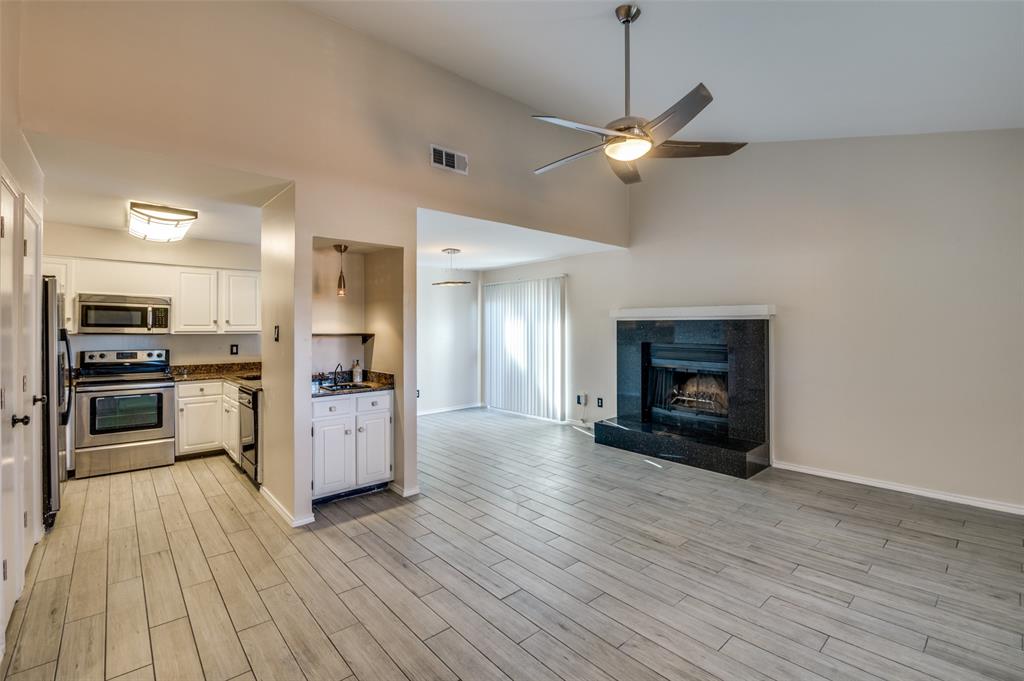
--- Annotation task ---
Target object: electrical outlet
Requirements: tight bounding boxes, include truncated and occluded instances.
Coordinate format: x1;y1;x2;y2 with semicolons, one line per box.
597;397;604;408
230;344;239;355
416;389;420;398
576;394;581;405
576;393;588;406
274;325;280;342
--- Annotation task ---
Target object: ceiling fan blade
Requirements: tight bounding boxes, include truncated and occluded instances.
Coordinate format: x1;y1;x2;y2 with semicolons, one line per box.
644;83;714;146
606;157;642;184
533;115;645;140
647;141;747;158
533;143;606;175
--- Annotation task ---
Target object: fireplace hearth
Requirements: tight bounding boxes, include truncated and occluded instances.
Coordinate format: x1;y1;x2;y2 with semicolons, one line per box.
595;317;770;478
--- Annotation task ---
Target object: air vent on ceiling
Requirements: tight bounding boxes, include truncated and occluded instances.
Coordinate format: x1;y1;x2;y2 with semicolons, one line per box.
430;145;469;175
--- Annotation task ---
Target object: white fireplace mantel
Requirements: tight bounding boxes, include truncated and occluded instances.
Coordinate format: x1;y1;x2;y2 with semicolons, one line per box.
610;305;776;321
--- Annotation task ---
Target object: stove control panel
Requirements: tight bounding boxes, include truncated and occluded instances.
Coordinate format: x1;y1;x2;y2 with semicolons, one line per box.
81;349;168;364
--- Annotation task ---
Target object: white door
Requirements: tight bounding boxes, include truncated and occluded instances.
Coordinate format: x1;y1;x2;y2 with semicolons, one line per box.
220;270;260;333
356;412;391;485
222;399;239;462
41;256;75;332
176;395;223;454
20;202;42;553
314;416;355;497
0;176;22;625
174;270;218;332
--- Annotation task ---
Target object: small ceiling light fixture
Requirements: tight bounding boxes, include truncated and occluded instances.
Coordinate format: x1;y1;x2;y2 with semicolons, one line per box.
334;244;349;297
432;248;471;287
604;128;652;162
127;201;198;242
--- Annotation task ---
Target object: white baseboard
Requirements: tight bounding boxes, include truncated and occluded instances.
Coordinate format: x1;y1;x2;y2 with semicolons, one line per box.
260;486;315;527
772;461;1024;516
389;482;420;497
417;403;482;416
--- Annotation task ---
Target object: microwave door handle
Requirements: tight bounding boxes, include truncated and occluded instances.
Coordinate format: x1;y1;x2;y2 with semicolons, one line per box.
147;306;153;331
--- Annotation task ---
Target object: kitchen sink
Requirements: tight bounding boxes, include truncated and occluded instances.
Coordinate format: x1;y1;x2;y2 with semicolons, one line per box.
316;382;373;393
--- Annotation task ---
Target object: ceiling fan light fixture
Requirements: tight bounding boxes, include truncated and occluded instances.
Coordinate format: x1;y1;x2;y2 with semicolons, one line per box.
127;201;198;242
432;247;471;287
604;136;653;162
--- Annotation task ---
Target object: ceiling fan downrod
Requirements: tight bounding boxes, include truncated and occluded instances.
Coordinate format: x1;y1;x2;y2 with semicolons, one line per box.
616;5;641;117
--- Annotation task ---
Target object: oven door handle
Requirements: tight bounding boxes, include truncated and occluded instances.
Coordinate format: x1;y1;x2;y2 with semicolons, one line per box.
74;381;175;394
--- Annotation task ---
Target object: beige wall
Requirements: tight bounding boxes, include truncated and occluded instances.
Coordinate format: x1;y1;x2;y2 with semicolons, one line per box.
260;185;302;520
0;0;42;205
416;267;481;414
44;222;260;270
364;248;409;490
485;129;1024;508
18;0;629;519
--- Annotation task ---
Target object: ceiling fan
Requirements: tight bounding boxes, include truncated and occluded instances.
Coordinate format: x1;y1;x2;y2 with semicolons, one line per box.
533;4;746;184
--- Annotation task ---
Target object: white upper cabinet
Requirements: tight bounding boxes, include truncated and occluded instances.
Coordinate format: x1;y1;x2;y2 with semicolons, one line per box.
219;270;261;333
174;269;219;333
51;256;258;335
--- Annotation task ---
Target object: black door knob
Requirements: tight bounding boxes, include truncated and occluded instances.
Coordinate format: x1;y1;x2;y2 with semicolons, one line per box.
11;414;30;427
33;395;47;405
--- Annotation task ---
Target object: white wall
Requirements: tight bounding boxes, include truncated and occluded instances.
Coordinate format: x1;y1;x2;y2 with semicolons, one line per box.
485;129;1024;509
311;247;366;334
44;221;260;270
416;267;480;414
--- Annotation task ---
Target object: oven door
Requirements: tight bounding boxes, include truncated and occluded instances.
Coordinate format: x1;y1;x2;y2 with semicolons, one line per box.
75;382;176;449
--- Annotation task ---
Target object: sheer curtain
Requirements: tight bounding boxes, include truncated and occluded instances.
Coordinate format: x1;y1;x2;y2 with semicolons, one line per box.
483;275;565;421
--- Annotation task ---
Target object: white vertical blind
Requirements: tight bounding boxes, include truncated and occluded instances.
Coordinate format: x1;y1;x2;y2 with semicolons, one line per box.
483;276;565;421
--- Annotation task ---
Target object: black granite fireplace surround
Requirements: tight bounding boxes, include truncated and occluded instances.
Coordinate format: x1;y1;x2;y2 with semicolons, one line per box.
595;319;770;478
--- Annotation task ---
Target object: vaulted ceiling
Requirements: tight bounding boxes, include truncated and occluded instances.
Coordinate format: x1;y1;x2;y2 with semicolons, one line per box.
305;1;1024;143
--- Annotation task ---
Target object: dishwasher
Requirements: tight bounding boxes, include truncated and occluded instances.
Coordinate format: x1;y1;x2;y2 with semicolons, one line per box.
238;386;262;485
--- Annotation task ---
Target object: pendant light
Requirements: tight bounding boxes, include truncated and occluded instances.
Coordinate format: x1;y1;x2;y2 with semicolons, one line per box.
127;201;198;242
432;248;471;286
334;244;349;297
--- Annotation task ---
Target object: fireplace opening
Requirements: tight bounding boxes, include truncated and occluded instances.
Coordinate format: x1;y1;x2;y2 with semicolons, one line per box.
643;342;730;435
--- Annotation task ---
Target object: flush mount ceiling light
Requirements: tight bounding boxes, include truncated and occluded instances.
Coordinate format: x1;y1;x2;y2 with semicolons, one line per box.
432;248;471;287
127;201;198;242
334;244;349;297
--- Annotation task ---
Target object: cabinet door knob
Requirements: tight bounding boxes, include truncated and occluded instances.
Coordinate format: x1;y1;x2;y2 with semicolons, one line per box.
357;426;365;432
371;401;378;406
199;387;205;392
179;408;184;413
345;429;352;435
328;406;336;412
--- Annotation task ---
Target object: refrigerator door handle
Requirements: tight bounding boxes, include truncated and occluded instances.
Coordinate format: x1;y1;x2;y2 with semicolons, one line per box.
60;329;73;423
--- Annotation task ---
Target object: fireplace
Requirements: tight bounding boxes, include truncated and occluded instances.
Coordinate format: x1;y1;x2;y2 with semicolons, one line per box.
594;317;770;479
644;343;730;435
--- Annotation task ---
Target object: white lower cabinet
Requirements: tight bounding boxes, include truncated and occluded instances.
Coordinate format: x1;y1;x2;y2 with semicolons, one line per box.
356;411;392;485
222;398;240;463
314;416;356;497
313;391;393;499
177;394;223;456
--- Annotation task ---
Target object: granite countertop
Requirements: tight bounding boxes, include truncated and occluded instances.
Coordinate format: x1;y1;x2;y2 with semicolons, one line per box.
311;369;395;398
172;362;262;390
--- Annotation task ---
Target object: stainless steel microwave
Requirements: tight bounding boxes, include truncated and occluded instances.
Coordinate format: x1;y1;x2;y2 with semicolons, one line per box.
77;294;171;334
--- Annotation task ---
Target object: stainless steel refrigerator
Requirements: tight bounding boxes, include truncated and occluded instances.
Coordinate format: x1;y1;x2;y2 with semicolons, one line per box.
41;275;71;528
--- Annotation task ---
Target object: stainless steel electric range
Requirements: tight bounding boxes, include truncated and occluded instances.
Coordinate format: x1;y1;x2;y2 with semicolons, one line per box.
73;349;175;477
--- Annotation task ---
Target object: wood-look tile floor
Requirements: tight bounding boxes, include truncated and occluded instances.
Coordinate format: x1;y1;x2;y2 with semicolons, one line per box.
2;408;1023;681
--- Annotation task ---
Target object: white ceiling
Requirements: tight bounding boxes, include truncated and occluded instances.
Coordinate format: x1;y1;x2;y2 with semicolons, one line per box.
305;1;1024;143
28;133;290;244
417;208;622;270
